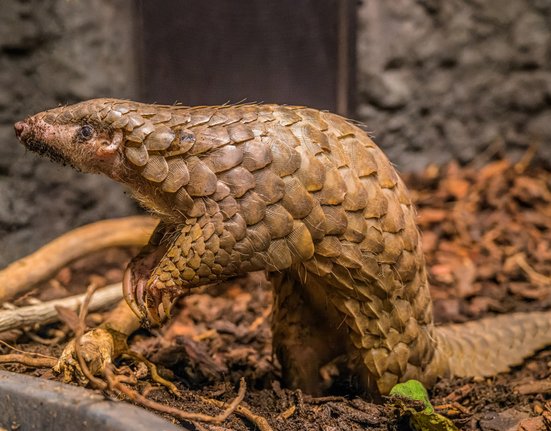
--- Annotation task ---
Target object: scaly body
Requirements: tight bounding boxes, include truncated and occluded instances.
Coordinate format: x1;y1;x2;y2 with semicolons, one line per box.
15;99;551;396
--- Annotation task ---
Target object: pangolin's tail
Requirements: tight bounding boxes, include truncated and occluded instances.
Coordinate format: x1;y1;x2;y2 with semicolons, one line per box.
430;311;551;378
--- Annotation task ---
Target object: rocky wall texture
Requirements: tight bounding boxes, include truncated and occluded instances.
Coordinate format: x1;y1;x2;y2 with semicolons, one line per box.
0;0;137;266
357;0;551;171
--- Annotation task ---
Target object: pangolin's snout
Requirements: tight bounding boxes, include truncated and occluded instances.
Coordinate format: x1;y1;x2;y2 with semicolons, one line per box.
14;119;74;167
14;121;32;141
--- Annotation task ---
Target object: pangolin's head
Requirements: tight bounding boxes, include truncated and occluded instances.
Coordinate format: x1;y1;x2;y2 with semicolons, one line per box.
15;98;198;214
14;99;139;177
15;98;210;221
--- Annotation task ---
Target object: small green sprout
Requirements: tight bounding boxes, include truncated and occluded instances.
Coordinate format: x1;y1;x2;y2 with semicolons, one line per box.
388;380;459;431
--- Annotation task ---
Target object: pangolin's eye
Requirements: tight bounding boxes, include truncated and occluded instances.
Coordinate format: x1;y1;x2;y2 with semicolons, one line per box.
78;124;94;141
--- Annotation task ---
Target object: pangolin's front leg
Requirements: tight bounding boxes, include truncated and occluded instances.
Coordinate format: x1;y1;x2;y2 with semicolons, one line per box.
123;218;231;325
270;271;348;395
127;217;352;395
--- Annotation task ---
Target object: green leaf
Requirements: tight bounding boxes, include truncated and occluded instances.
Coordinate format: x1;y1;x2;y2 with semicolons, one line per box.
388;380;459;431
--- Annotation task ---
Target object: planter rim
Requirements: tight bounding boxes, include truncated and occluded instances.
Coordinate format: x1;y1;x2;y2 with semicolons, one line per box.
0;370;185;431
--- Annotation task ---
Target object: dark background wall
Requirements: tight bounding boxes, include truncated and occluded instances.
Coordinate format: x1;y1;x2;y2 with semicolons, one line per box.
357;0;551;170
1;0;551;266
0;0;137;267
135;0;356;115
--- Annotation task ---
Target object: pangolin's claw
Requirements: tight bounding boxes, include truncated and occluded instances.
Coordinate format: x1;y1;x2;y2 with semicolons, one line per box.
123;266;144;321
144;287;162;326
161;292;173;322
144;284;174;326
123;267;176;328
135;276;146;312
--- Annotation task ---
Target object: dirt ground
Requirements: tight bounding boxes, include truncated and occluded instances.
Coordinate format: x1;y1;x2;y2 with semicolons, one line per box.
1;156;550;430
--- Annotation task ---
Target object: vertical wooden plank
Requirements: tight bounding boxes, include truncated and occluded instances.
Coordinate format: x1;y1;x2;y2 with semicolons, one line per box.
337;0;357;116
135;0;356;115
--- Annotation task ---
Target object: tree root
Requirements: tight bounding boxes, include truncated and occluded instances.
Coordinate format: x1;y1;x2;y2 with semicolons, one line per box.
0;353;57;368
121;349;181;396
204;396;273;431
0;216;157;303
0;339;57;368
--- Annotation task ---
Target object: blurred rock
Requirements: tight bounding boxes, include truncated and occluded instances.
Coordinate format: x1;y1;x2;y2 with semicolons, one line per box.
357;0;551;170
0;0;138;267
360;71;411;109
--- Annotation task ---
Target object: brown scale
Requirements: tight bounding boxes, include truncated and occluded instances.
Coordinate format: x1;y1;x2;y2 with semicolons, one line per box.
17;98;551;399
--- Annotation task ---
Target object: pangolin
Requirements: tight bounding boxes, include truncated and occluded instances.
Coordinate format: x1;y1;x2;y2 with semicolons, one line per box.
14;99;551;397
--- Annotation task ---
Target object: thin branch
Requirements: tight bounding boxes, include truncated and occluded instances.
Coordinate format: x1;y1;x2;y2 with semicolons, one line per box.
107;368;248;424
74;284;108;390
0;339;56;359
0;353;56;368
514;253;551;286
122;349;181;396
0;283;123;333
204;396;273;431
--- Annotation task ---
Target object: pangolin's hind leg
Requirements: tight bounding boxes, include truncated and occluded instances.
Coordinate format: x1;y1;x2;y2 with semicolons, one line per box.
270;272;348;396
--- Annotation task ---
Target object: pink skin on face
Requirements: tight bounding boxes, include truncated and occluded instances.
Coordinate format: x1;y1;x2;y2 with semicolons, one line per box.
15;114;123;176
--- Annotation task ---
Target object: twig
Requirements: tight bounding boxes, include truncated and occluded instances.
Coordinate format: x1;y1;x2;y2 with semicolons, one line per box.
0;353;56;368
0;216;157;303
514;143;538;174
73;284;108;390
248;305;272;332
206;397;274;431
192;328;218;342
122;349;181;396
514;254;551;286
24;328;67;345
0;337;57;369
304;395;348;404
0;339;56;359
277;404;296;420
465;136;503;169
0;283;123;333
434;402;471;415
108;369;248;424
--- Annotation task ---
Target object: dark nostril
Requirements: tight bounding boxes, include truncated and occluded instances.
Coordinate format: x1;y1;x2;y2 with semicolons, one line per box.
14;121;28;139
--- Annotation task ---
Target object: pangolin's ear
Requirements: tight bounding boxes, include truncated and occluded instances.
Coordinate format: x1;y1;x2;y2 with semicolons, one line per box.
96;130;123;159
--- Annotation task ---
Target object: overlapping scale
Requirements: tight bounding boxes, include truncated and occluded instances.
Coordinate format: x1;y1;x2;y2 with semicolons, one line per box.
112;102;437;397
